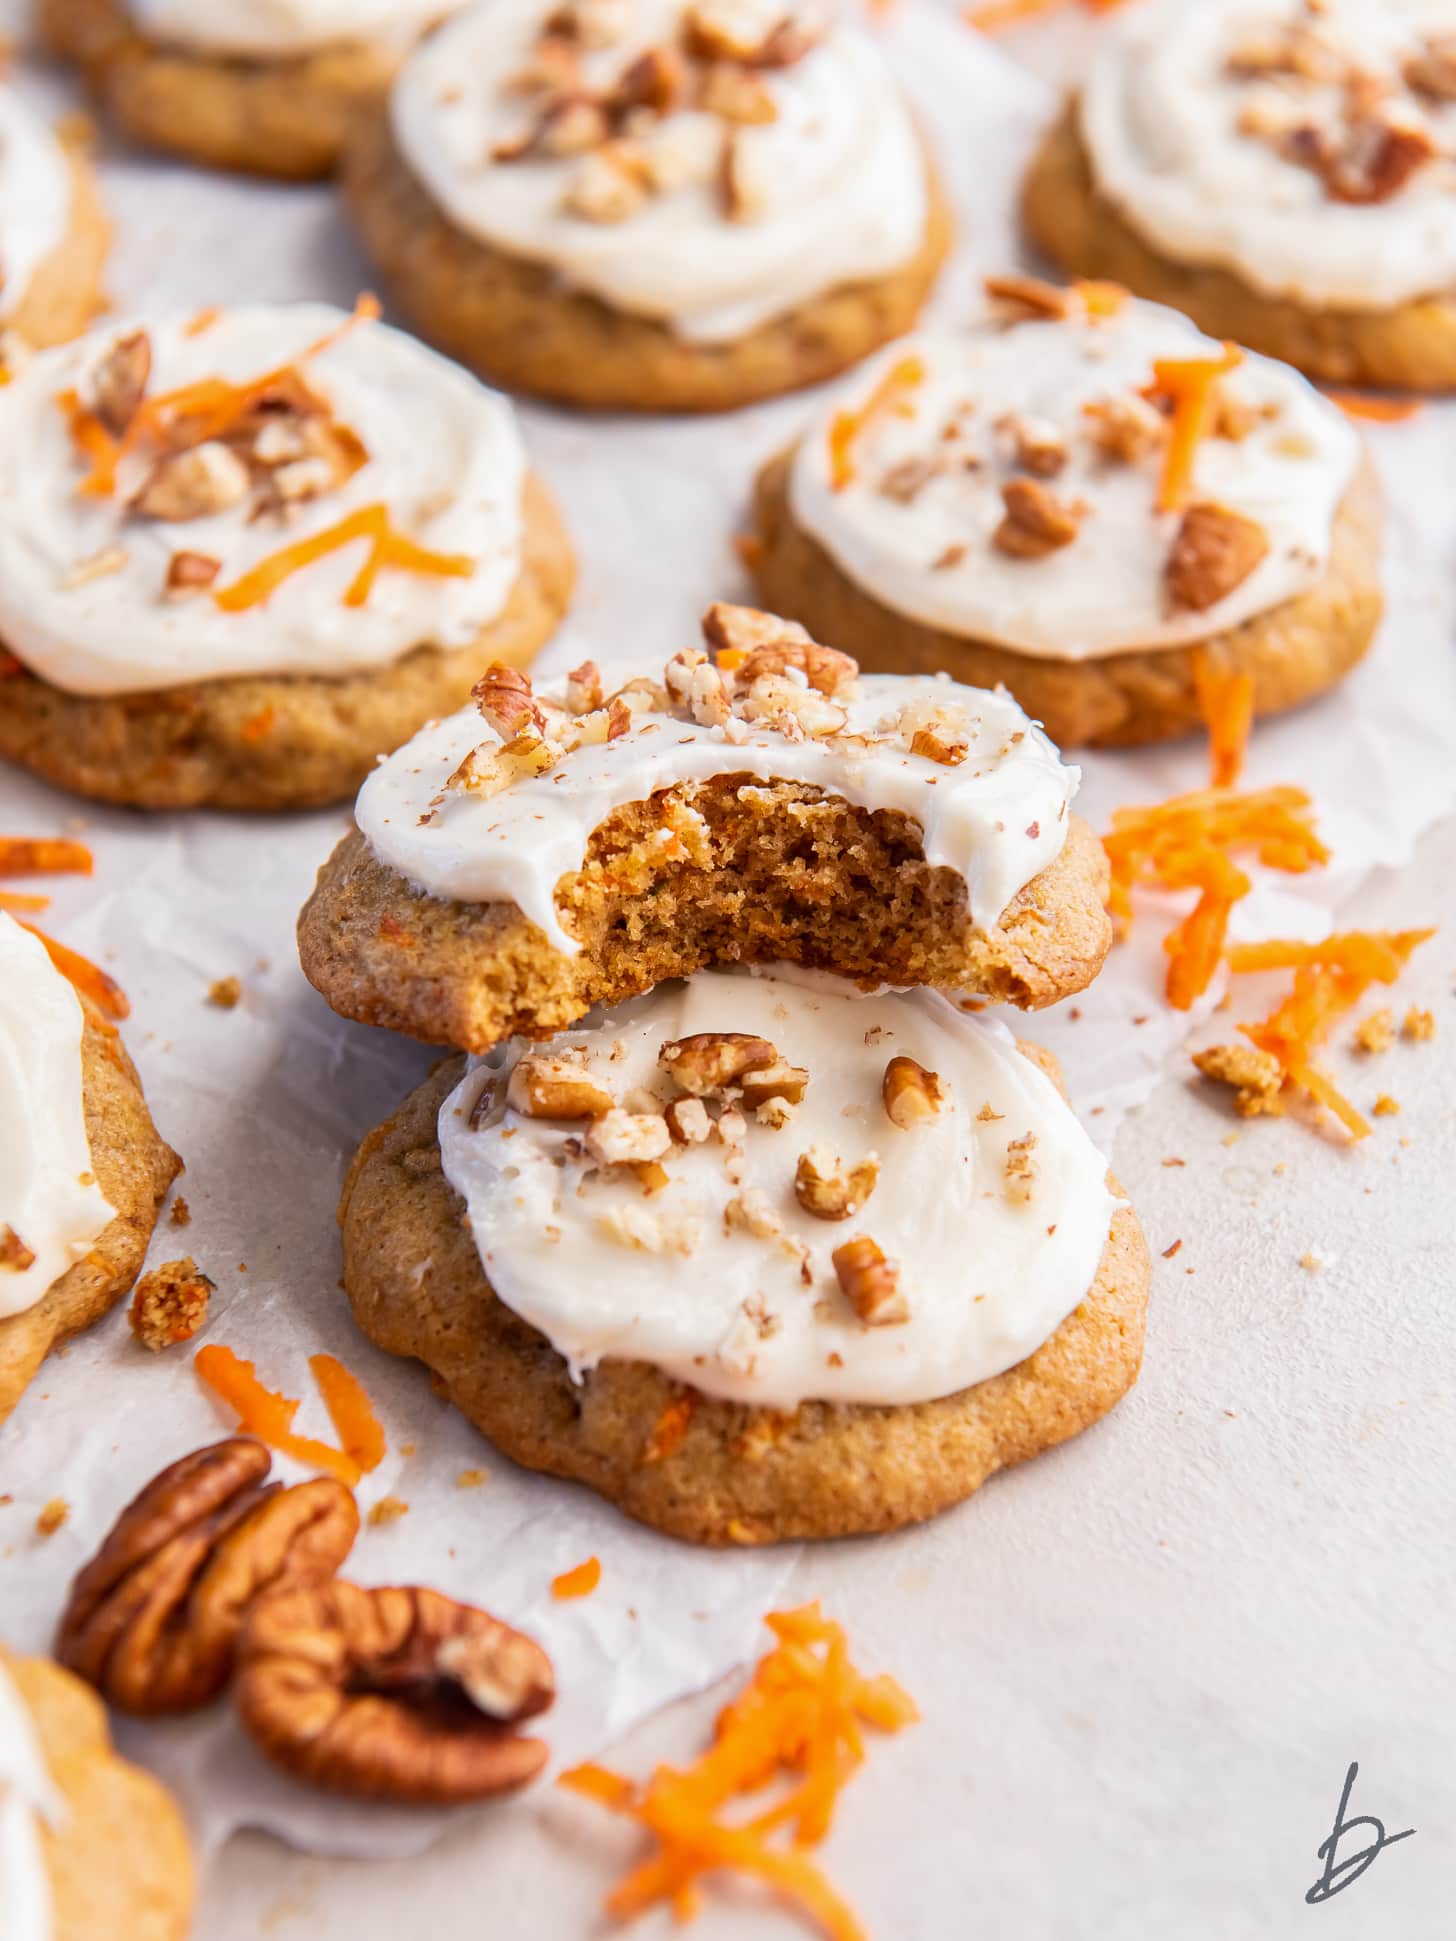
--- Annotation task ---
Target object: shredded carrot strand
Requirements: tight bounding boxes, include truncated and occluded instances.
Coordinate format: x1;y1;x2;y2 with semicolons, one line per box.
966;0;1124;26
643;1392;697;1463
308;1353;386;1474
0;836;93;878
1321;390;1424;424
552;1557;602;1600
194;1344;362;1485
1192;651;1255;790
1075;278;1128;318
212;503;473;613
827;355;925;491
55;388;120;497
1145;344;1242;511
18;923;129;1020
0;890;49;913
559;1602;916;1941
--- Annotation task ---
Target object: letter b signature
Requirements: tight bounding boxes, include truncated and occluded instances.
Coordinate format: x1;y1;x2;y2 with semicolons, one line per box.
1305;1761;1415;1905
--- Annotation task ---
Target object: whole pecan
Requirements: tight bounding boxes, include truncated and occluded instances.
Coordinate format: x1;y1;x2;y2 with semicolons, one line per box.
57;1438;358;1714
234;1582;554;1802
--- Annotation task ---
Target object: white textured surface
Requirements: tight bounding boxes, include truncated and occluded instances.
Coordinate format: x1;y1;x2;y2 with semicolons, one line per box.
0;2;1453;1934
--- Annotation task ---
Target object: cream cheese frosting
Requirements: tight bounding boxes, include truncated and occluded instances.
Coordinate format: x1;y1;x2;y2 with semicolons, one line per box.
355;620;1079;951
0;1659;63;1941
125;0;459;58
390;0;928;342
438;966;1118;1410
787;294;1362;660
0;88;71;325
0;914;113;1323
0;303;526;696
1082;0;1456;311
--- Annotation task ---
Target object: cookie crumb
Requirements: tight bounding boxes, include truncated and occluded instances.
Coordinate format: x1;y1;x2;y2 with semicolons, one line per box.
1352;1008;1394;1053
128;1257;213;1351
1192;1043;1284;1117
207;975;243;1009
168;1195;191;1228
1161;1156;1186;1168
367;1496;410;1527
1372;1094;1400;1117
1401;1006;1436;1042
1298;1251;1323;1272
35;1498;68;1537
455;1468;489;1489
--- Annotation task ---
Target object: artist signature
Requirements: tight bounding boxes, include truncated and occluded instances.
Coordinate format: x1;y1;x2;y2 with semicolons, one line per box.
1305;1761;1415;1904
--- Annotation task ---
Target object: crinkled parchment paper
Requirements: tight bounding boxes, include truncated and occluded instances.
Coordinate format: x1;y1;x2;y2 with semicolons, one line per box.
2;0;1454;1860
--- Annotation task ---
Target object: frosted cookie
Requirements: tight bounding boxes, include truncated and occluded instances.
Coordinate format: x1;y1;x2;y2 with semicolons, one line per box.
0;913;179;1427
0;89;109;353
750;282;1382;747
298;603;1112;1050
343;0;951;412
0;1644;194;1940
339;968;1149;1544
0;302;573;812
1025;0;1456;391
38;0;469;180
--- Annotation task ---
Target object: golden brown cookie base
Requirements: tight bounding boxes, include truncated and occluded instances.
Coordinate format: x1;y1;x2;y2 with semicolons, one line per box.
0;1009;179;1427
341;109;953;413
5;137;110;350
1024;100;1456;392
0;476;574;813
39;0;404;179
299;789;1111;1051
750;446;1384;748
338;1049;1149;1545
1;1647;194;1941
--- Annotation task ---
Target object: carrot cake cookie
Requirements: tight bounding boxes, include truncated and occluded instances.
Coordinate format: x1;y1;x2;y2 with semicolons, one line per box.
0;86;108;351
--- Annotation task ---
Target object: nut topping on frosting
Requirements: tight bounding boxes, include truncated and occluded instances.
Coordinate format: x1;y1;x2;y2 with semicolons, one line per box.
881;1055;946;1128
992;477;1085;559
661;1029;778;1095
506;1051;614;1119
794;1145;880;1221
1165;503;1272;613
832;1234;906;1326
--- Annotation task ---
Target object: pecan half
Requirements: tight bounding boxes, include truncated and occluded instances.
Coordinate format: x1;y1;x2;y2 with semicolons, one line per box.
660;1031;777;1096
702;602;858;695
1165;502;1270;612
234;1582;553;1802
57;1439;358;1714
992;477;1083;558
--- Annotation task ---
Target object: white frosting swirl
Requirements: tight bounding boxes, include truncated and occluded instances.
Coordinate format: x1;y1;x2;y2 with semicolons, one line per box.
0;914;114;1323
356;670;1078;951
0;1659;63;1941
390;0;928;342
0;305;526;696
0;88;71;325
1082;0;1456;311
788;299;1361;660
439;967;1117;1409
125;0;460;57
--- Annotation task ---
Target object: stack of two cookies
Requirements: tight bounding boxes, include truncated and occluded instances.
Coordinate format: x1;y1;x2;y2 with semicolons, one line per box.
300;603;1150;1545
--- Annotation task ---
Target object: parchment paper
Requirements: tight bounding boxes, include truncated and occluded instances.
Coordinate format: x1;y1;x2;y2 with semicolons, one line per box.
2;0;1454;1862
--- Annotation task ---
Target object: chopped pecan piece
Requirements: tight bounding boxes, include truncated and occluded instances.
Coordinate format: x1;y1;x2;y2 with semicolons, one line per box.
164;550;221;598
134;440;250;522
998;412;1068;479
234;1581;553;1801
698;61;778;123
584;1108;673;1165
882;1055;947;1128
128;1257;214;1351
983;272;1072;321
738;671;847;738
57;1438;358;1714
544;0;629;47
660;1031;777;1097
473;662;544;739
1083;391;1167;463
703;603;858;695
0;1224;36;1271
1318;114;1436;205
564;659;604;714
1404;36;1456;103
507;1053;613;1120
992;477;1083;559
1165;503;1270;613
664;1096;713;1144
793;1146;879;1221
877;455;940;503
683;0;821;67
832;1235;907;1326
738;1059;809;1110
612;45;683;116
1003;1132;1038;1204
495;93;612;163
563;142;651;222
88;329;151;437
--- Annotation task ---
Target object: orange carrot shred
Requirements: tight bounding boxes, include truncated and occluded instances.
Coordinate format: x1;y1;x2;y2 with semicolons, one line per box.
1191;651;1255;790
308;1353;386;1474
194;1344;362;1485
1074;278;1128;318
559;1602;915;1941
213;503;473;613
642;1392;697;1464
0;890;50;913
55;388;120;497
966;0;1122;26
552;1557;602;1600
18;923;129;1020
827;355;925;491
0;836;93;878
1145;343;1242;511
240;705;277;743
1321;390;1424;424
